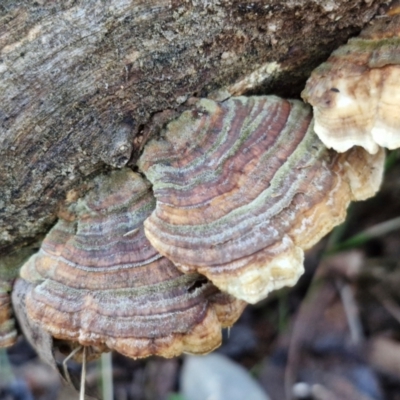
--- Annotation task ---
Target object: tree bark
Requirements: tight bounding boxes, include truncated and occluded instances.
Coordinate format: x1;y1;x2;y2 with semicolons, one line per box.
0;0;386;268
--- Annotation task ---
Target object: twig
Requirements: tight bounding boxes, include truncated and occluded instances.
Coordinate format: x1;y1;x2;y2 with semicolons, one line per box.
372;287;400;324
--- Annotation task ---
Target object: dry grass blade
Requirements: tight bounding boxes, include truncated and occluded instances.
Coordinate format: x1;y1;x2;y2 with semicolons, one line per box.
62;346;82;388
328;216;400;254
80;346;86;400
101;352;113;400
335;279;363;345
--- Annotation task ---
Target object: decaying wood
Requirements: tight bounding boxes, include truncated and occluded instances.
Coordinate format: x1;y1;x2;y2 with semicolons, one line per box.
0;0;386;271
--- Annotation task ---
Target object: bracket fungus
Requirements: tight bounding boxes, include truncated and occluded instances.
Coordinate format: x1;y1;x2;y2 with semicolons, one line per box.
16;169;245;359
302;15;400;153
0;281;16;348
9;95;385;360
138;95;384;304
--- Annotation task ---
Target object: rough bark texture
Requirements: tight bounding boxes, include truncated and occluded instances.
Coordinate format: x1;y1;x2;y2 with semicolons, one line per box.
0;0;387;274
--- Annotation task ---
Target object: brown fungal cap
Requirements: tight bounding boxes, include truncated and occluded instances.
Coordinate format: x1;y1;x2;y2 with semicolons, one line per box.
19;169;244;359
302;15;400;153
138;96;384;304
0;282;16;347
0;248;37;349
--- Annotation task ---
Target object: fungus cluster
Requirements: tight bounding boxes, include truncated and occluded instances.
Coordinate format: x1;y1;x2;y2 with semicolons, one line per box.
14;95;384;360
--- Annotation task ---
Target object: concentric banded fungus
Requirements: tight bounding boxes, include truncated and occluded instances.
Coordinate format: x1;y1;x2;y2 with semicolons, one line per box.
18;169;245;359
302;15;400;153
138;95;384;304
0;282;16;347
